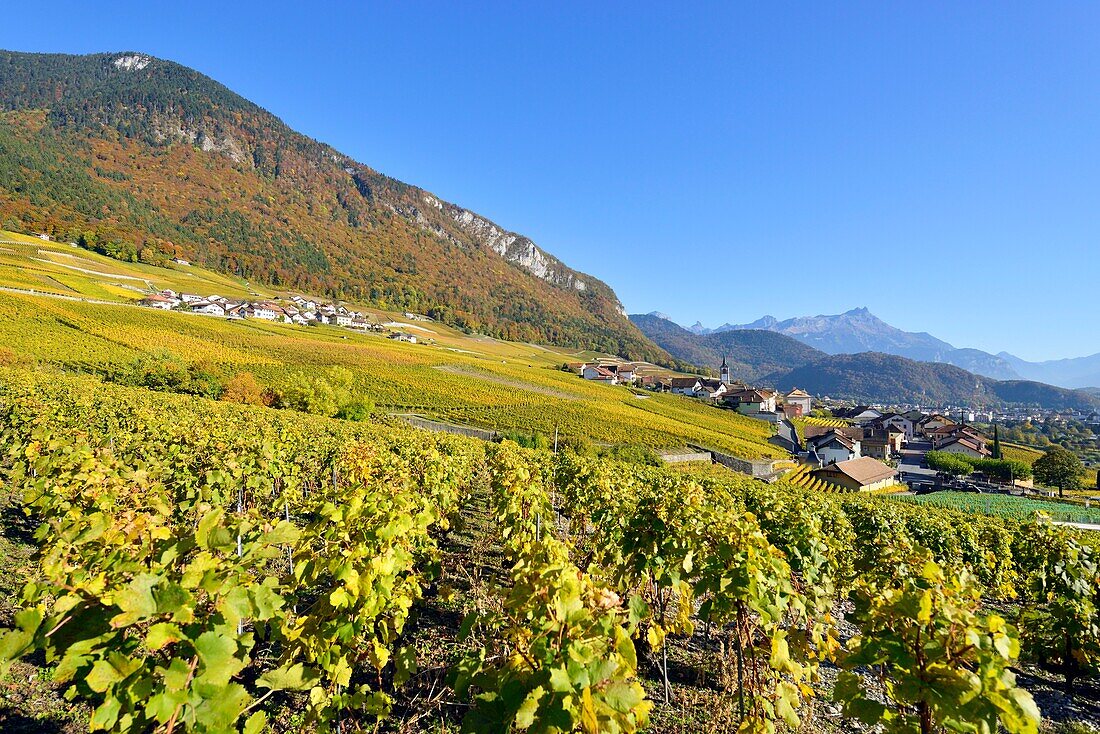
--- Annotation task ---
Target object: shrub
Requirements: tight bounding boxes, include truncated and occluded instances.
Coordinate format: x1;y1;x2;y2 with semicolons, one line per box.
221;372;264;405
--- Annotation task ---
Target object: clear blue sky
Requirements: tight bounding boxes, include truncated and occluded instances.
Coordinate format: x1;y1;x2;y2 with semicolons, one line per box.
4;2;1099;360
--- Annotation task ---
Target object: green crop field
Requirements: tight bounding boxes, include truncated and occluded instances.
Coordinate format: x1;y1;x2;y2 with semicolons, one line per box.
895;490;1100;524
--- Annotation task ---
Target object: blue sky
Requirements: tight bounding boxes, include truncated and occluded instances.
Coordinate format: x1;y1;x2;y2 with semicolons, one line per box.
4;2;1099;360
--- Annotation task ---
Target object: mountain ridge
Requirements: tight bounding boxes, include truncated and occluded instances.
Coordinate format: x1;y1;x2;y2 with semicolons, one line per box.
631;313;1100;411
0;49;667;362
681;307;1099;387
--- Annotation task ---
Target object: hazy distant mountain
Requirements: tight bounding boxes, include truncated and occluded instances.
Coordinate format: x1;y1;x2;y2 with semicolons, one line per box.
996;351;1100;390
633;313;1100;411
691;307;1024;380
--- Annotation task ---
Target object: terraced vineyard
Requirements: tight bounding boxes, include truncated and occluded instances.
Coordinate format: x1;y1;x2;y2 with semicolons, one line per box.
0;285;786;460
0;230;266;301
783;463;832;491
795;415;850;428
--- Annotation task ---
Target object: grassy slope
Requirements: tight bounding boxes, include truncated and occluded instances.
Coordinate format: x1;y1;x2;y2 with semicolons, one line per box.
0;242;784;460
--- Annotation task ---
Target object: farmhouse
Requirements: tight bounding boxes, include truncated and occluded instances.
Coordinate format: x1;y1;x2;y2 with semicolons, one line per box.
784;388;813;416
937;435;992;458
582;365;619;384
806;429;861;465
722;388;778;415
669;377;703;395
189;301;226;316
810;457;897;492
140;293;177;310
247;302;283;320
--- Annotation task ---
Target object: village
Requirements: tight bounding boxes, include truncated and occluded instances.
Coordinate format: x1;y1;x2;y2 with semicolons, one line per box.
132;289;1096;495
138;289;425;343
569;355;1079;494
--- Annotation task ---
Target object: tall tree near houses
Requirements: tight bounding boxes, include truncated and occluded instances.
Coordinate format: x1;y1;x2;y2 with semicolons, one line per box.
991;423;1002;459
1032;447;1084;498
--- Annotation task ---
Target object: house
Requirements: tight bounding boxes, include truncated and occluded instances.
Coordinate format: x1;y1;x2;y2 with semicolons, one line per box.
937;435;991;459
929;424;987;450
722;388;778;415
582;365;618;384
179;293;204;304
190;301;226;316
37;233;51;241
784;388;813;416
918;414;954;437
610;364;636;383
848;407;884;423
140;293;178;310
861;427;904;460
330;314;354;327
172;257;190;266
669;377;703;395
640;375;670;390
810;457;897;492
804;424;864;442
389;332;419;344
781;403;804;419
807;429;861;465
876;413;915;441
248;303;282;320
695;379;728;400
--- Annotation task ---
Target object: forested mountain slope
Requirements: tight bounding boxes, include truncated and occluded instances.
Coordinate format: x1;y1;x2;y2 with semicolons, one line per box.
630;313;824;381
764;353;1100;411
0;50;668;361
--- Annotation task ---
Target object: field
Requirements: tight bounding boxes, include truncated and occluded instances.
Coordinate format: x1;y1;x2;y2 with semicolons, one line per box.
999;440;1100;491
896;490;1100;524
0;230;268;302
1;369;1095;733
0;288;785;461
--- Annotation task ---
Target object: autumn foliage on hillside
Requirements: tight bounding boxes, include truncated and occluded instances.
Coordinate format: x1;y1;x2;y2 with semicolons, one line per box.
0;50;669;361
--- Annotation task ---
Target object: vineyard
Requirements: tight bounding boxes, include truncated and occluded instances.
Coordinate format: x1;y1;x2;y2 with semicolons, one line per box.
793;416;850;429
0;289;787;461
781;463;832;492
0;230;265;302
1;368;1098;732
896;491;1100;525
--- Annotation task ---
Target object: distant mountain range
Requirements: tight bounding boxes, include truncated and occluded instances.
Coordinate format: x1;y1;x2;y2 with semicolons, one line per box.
683;308;1100;389
629;314;822;382
631;313;1100;411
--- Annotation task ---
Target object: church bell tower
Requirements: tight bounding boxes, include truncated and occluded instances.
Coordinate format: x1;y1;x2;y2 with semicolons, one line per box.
720;356;730;385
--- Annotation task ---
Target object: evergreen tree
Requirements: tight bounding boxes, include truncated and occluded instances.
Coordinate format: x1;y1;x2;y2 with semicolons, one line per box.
992;423;1002;459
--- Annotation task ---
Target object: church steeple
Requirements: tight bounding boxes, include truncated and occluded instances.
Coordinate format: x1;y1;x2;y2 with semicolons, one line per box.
720;355;730;385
